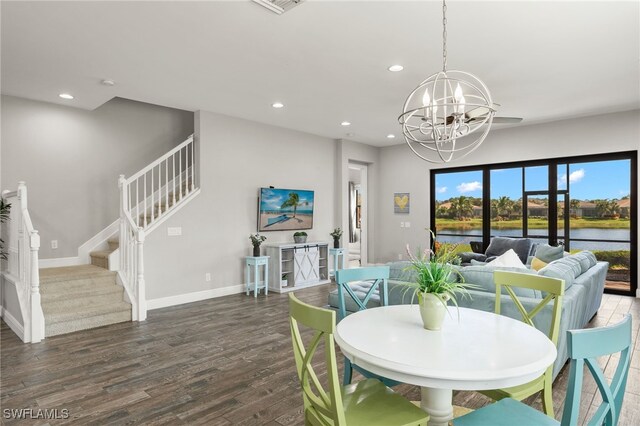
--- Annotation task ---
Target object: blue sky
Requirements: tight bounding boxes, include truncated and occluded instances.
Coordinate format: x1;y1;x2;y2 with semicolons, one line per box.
435;160;631;201
260;188;314;212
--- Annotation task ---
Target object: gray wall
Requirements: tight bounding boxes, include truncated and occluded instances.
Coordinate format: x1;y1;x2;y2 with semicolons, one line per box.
1;95;194;258
144;111;341;300
376;110;640;267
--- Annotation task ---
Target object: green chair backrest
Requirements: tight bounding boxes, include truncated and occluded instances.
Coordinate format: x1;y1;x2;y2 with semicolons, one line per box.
561;314;632;426
289;293;345;425
334;266;390;320
493;270;565;345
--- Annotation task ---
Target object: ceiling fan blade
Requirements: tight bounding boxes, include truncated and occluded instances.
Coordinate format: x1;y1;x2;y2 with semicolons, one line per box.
493;117;523;124
466;116;523;125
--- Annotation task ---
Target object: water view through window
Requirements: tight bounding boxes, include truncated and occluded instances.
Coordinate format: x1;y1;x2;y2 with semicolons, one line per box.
433;155;635;294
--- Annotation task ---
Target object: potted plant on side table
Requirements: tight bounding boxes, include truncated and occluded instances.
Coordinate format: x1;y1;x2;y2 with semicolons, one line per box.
293;231;307;244
405;232;473;331
250;233;266;257
330;228;343;248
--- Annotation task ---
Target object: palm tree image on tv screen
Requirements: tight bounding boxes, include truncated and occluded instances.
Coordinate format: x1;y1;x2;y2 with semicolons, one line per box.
258;188;314;232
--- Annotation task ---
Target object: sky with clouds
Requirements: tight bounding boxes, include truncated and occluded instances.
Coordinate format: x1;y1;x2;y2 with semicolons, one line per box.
435;159;631;201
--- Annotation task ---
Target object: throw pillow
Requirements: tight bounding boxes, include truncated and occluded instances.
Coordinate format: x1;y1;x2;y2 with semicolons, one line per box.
531;257;548;271
486;249;527;269
535;244;564;263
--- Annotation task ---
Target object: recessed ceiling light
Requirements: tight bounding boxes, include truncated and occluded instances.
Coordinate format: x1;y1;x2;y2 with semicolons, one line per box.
341;121;351;126
101;79;116;86
59;93;74;100
387;134;396;139
272;102;284;108
388;65;404;72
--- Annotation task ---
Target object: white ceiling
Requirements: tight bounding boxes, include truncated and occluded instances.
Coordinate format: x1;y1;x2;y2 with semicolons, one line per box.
2;1;639;147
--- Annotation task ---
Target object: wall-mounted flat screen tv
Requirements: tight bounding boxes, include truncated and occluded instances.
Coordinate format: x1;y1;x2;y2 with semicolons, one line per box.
258;188;314;232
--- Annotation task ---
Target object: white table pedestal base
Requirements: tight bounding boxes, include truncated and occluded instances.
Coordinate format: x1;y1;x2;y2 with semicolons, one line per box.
421;387;453;426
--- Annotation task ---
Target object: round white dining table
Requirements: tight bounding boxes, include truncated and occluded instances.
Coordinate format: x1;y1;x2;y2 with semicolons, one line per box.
334;305;557;426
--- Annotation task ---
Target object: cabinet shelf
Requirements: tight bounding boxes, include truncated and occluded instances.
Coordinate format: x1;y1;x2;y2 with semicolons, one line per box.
264;242;331;293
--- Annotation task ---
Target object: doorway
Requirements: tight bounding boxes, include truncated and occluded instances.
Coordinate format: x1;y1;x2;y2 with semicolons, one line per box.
348;163;368;266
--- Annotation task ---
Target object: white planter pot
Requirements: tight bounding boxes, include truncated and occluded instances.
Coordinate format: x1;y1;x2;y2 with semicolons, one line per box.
418;292;448;331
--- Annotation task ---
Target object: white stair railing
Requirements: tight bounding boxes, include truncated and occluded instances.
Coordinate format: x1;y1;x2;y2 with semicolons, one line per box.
119;134;198;321
1;182;45;343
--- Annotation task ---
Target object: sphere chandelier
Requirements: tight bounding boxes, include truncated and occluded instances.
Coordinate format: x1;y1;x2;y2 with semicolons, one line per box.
398;0;497;163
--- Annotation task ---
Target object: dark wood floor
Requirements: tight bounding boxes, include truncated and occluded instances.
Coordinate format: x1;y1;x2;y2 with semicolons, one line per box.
1;285;638;425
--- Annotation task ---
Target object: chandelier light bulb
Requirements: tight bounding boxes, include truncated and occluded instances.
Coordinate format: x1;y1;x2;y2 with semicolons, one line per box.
454;84;465;114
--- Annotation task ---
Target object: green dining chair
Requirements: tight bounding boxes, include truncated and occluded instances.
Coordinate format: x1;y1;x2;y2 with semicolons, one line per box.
480;270;565;417
454;314;632;426
334;266;399;387
288;294;429;426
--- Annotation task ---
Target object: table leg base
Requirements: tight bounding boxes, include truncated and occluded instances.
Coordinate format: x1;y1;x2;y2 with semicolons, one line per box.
421;387;453;426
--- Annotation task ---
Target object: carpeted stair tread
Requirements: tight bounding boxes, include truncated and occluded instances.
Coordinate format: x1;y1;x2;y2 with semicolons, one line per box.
44;300;131;324
41;284;123;302
40;265;115;283
39;277;118;293
107;238;119;250
45;310;132;337
89;250;113;259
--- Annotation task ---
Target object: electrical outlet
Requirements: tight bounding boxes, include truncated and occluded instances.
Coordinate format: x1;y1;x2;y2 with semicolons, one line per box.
167;227;182;236
51;240;58;249
205;273;212;282
405;221;411;228
400;222;405;228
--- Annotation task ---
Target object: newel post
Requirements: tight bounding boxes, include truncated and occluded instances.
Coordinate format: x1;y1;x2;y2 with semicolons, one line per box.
29;230;44;343
136;228;147;321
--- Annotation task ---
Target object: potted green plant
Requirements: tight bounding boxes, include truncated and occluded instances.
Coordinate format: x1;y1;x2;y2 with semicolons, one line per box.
281;273;289;287
330;228;343;248
250;233;266;257
0;198;11;261
293;231;307;244
404;231;473;331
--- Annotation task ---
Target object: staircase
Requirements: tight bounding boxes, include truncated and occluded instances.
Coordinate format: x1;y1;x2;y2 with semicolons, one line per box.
2;134;199;342
39;264;131;337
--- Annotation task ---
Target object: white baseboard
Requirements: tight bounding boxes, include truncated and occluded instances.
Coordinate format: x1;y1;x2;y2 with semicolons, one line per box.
0;306;25;342
39;257;82;268
147;284;245;310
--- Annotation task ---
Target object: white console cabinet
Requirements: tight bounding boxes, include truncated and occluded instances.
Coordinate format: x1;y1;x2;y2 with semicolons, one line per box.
264;242;330;293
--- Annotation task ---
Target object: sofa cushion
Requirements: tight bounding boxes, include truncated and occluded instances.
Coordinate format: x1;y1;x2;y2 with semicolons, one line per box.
458;265;540;298
571;251;598;274
486;249;528;269
537;259;576;289
535;244;564;263
388;261;418;282
485;237;535;263
459;252;488;264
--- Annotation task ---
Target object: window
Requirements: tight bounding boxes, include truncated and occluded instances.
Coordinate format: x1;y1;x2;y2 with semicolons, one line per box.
434;170;483;249
431;152;637;296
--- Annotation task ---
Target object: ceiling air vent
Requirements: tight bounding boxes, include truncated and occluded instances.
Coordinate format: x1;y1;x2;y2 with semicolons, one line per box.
252;0;304;15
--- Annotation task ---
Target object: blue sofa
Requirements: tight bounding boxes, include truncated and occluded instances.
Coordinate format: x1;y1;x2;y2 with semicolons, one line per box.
327;251;608;379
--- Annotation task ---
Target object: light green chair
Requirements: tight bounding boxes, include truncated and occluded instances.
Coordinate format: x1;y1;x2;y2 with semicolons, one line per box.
455;314;633;426
288;294;428;426
479;271;565;417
